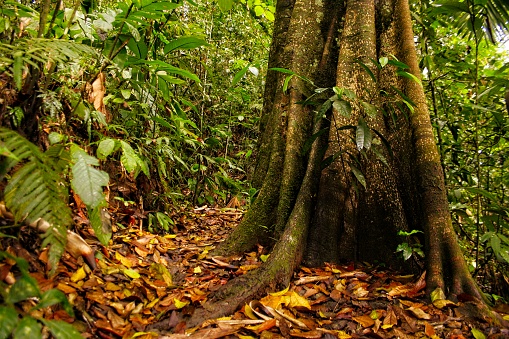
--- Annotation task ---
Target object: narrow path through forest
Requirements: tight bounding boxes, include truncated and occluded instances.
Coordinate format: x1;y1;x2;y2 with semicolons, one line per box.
2;206;508;338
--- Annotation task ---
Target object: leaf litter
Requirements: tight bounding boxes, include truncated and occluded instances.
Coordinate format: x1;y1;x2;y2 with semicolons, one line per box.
1;206;509;339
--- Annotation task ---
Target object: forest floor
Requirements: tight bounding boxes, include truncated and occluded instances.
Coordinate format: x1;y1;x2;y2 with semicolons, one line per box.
2;205;509;339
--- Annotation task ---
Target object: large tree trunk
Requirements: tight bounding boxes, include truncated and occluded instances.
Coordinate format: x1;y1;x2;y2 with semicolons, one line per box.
188;0;489;326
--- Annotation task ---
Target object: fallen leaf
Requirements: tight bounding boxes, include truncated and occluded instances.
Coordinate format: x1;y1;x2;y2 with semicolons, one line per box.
407;306;431;319
71;266;87;282
353;315;375;327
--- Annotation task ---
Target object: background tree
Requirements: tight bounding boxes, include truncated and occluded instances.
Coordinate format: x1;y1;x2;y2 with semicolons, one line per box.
189;0;507;325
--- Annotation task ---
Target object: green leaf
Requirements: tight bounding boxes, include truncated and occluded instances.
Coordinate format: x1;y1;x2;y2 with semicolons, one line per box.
283;75;294;93
89;206;111;246
97;138;117;160
361;101;377;118
6;273;40;304
48;132;64;145
120;141;140;174
0;129;72;245
164;37;209;53
464;187;498;203
491;235;501;255
379;56;388;67
333;100;352;118
33;290;74;317
471;329;486;339
13;316;42;339
355;59;377;83
142;1;181;11
231;65;250;88
269;67;296;75
70;145;109;209
217;0;234;11
0;306;18;339
396;70;422;85
350;165;366;189
302;127;329;155
13;51;23;91
372;146;389;167
356;118;372;151
41;319;82;339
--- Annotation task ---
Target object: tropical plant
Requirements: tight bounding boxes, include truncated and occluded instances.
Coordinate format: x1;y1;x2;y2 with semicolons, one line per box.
0;252;82;338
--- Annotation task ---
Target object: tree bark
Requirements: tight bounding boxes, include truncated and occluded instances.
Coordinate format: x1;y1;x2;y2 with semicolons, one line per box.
187;0;493;326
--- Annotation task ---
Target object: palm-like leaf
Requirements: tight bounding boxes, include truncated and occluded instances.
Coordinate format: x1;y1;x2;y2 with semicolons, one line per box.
0;128;71;272
431;0;509;44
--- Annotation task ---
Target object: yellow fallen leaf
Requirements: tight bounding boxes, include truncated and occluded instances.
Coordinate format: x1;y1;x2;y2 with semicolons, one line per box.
381;324;394;329
163;234;177;239
260;254;269;262
104;282;121;291
71;266;87;282
116;252;133;268
287;291;311;310
504;315;509;320
269;286;289;296
432;299;457;309
174;298;189;309
237;335;257;339
337;330;352;339
369;310;379;319
123;268;140;279
147;298;159;308
193;266;202;274
430;287;446;302
244;303;258;320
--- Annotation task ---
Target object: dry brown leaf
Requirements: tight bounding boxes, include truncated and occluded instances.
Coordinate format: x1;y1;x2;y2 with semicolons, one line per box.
353;315;375;327
407;306;431;320
424;322;436;337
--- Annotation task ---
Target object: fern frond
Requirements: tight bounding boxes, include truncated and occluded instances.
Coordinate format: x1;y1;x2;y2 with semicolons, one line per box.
0;128;71;273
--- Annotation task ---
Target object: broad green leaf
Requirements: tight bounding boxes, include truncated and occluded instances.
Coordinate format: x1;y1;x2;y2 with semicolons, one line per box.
356;123;365;151
142;1;181;11
120;140;141;174
333;100;352;118
7;268;40;304
471;329;486;339
218;0;234;11
0;306;18;339
372;147;389;167
41;319;82;339
491;235;501;255
361;101;377;118
232;65;250;88
379;56;388;67
356;118;372;151
70;145;109;209
13;316;42;339
13;51;23;91
343;88;357;100
164;37;209;53
48;132;64;145
33;290;74;317
464;187;498;203
350;165;366;189
97;138;116;160
89;206;111;245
